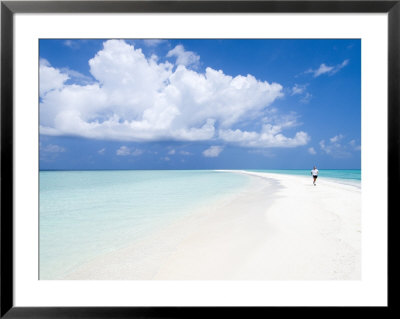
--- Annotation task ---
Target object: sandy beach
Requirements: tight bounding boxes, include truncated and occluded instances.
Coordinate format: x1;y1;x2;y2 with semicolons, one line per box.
65;170;361;280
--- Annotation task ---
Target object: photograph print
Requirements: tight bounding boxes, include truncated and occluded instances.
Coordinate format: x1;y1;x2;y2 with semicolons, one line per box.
39;39;361;280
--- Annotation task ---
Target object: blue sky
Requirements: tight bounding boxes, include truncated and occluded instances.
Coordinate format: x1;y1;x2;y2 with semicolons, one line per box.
39;39;361;170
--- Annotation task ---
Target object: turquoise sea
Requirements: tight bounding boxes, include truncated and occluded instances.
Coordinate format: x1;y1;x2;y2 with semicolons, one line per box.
40;169;360;279
39;170;251;279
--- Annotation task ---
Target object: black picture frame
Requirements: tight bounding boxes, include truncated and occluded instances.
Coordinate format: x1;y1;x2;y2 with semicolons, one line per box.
1;1;396;317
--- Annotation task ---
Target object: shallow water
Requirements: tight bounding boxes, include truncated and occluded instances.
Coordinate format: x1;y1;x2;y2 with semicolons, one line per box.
39;170;251;279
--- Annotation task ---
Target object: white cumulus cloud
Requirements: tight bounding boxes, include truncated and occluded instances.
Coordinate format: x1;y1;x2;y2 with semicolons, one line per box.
219;120;309;148
203;146;224;157
40;40;308;149
330;134;344;143
167;44;200;67
40;58;69;96
308;147;317;155
116;146;130;156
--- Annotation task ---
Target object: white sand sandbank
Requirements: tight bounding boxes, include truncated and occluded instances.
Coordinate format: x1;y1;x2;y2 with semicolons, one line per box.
66;170;361;280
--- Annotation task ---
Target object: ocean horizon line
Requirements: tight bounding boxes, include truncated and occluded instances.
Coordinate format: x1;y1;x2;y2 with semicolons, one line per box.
39;168;361;172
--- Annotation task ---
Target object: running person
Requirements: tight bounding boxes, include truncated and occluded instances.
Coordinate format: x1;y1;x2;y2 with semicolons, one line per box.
311;166;319;185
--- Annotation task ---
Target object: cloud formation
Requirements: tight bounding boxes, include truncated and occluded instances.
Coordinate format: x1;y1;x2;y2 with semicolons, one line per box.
40;40;308;149
330;134;344;143
167;44;200;67
349;139;361;151
59;67;94;85
203;146;223;157
219;127;309;148
291;84;307;95
307;59;349;77
291;83;312;103
39;59;69;96
116;146;143;156
308;147;317;155
116;146;130;156
319;134;360;158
